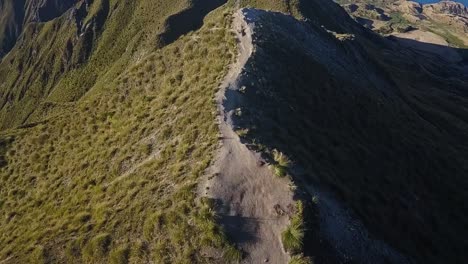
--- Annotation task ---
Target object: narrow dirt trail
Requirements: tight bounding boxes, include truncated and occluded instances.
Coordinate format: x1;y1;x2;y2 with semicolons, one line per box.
200;9;294;264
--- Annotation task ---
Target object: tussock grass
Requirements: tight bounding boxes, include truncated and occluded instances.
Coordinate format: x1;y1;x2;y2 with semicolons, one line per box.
289;254;313;264
30;246;47;264
235;128;250;137
273;149;291;167
270;149;291;177
223;245;243;263
83;233;112;259
109;245;131;264
282;201;305;254
0;0;200;129
0;7;237;263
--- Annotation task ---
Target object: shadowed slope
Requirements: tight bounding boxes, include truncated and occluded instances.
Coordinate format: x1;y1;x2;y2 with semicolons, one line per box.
159;0;227;46
226;8;468;264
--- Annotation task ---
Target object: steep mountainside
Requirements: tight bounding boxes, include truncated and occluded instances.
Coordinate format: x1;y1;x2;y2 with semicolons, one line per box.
0;0;467;263
0;0;227;129
0;0;76;57
226;7;468;264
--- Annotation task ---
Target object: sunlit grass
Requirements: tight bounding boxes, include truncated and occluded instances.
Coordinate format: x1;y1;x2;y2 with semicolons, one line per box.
0;7;236;263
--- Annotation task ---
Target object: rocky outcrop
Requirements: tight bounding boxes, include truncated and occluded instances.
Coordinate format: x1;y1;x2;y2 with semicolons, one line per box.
344;3;391;21
424;0;468;17
397;0;423;16
422;1;468;43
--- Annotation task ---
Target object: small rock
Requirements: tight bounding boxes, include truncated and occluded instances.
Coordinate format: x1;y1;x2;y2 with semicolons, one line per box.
256;159;265;167
274;204;285;216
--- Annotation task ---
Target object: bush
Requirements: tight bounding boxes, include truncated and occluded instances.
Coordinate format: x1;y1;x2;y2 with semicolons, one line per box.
273;149;290;167
223;245;242;263
271;149;291;177
272;164;287;177
282;201;305;254
289;254;313;264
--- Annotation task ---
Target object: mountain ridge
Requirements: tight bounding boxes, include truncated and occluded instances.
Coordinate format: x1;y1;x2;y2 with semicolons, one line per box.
0;0;467;263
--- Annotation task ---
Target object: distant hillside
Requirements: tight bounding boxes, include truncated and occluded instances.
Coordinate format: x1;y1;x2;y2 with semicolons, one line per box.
339;0;468;53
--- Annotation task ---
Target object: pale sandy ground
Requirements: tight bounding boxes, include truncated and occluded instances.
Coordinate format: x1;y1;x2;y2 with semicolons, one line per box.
199;9;294;264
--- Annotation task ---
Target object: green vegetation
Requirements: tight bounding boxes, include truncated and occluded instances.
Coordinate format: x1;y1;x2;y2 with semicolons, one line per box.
30;246;47;264
239;0;303;17
426;21;468;48
387;12;415;33
235;128;250;137
223;244;243;263
282;201;305;254
109;245;131;264
83;233;112;260
0;0;199;129
270;149;291;177
0;7;237;263
389;12;409;25
289;254;313;264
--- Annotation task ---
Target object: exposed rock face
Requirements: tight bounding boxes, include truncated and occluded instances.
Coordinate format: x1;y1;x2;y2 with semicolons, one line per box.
422;1;468;41
397;0;423;16
424;0;468;17
344;3;391;21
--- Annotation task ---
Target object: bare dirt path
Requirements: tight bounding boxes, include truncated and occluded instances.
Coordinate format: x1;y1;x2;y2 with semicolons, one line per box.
200;9;294;264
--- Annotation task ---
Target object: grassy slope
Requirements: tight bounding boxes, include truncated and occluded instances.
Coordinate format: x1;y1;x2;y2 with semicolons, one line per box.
0;0;196;129
0;6;237;263
4;0;465;263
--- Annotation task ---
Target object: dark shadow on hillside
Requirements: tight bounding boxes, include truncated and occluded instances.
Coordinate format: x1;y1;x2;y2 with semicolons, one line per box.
355;16;374;28
220;215;259;244
0;136;14;168
37;0;76;22
387;35;468;68
225;8;468;264
158;0;227;46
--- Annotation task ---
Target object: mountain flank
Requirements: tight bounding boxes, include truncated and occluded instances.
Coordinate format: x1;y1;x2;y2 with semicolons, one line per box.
0;0;467;263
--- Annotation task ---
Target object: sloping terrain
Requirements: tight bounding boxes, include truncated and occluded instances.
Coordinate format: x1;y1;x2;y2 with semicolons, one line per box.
201;10;295;263
0;0;76;57
222;6;468;264
0;1;241;263
0;0;467;263
0;0;227;129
